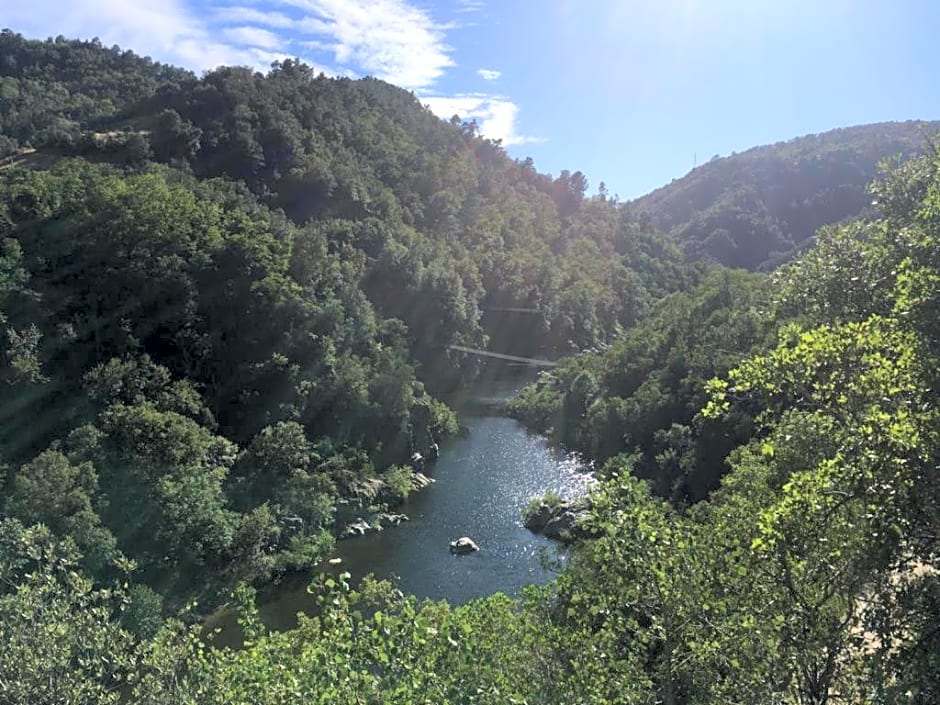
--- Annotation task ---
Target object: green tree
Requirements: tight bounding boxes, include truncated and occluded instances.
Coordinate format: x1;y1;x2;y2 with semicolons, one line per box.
0;520;141;705
5;449;117;573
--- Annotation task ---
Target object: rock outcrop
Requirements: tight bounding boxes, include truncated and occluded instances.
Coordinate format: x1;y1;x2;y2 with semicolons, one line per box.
449;536;480;554
341;518;373;538
524;498;591;543
340;512;409;539
342;469;436;507
542;510;584;541
524;503;555;533
411;472;435;491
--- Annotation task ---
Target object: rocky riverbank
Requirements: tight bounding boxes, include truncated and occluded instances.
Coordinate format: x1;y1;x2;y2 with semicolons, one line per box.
336;470;436;539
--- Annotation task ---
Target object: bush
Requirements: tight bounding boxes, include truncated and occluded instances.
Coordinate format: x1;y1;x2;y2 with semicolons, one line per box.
383;465;414;504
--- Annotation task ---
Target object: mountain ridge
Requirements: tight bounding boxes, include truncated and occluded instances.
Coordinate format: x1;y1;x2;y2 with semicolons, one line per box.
631;119;940;269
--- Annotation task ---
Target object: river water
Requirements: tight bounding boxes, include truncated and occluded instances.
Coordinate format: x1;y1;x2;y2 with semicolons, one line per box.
239;372;592;633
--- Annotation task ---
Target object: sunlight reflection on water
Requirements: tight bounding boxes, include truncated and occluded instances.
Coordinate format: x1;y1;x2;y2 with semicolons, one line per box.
253;378;594;632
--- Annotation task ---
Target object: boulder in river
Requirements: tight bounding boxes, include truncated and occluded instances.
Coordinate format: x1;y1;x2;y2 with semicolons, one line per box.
523;503;555;533
341;517;373;538
449;536;480;555
524;498;592;544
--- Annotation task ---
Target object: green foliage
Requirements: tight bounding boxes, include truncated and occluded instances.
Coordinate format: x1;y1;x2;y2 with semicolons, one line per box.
510;268;771;502
507;150;940;703
122;583;166;640
382;464;415;504
0;30;704;616
697;152;940;701
4;449;117;574
0;30;191;149
2;31;695;377
4;322;46;383
131;575;568;705
0;159;459;607
0;520;142;704
84;354;209;421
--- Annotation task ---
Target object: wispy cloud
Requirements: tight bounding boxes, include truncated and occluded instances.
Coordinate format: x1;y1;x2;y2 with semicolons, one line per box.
222;25;284;50
423;94;544;147
272;0;454;89
456;0;485;13
213;6;297;30
477;68;501;81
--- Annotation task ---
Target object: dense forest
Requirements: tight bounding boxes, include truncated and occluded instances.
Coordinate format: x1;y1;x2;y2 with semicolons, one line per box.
631;120;939;270
1;30;938;704
0;29;692;368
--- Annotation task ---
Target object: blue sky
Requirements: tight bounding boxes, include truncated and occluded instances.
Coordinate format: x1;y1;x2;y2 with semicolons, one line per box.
6;0;940;198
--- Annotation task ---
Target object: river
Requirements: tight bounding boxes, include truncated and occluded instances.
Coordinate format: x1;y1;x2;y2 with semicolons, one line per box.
230;371;592;634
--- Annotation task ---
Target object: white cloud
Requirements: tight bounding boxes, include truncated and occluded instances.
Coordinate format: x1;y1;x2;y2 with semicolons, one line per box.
222;26;284;50
477;68;501;80
274;0;455;89
423;94;544;147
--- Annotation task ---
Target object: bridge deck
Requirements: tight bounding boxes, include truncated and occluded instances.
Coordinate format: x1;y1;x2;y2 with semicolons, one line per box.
447;344;557;368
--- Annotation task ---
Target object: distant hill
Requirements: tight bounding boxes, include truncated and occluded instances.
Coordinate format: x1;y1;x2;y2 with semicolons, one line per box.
631;121;940;270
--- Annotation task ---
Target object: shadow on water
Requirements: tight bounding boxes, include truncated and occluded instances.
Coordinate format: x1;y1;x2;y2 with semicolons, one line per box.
210;363;592;642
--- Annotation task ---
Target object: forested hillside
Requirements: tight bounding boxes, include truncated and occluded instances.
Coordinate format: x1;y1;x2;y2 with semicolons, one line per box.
1;29;938;705
0;30;691;372
5;126;938;705
632;120;939;269
0;31;696;610
0;160;465;605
